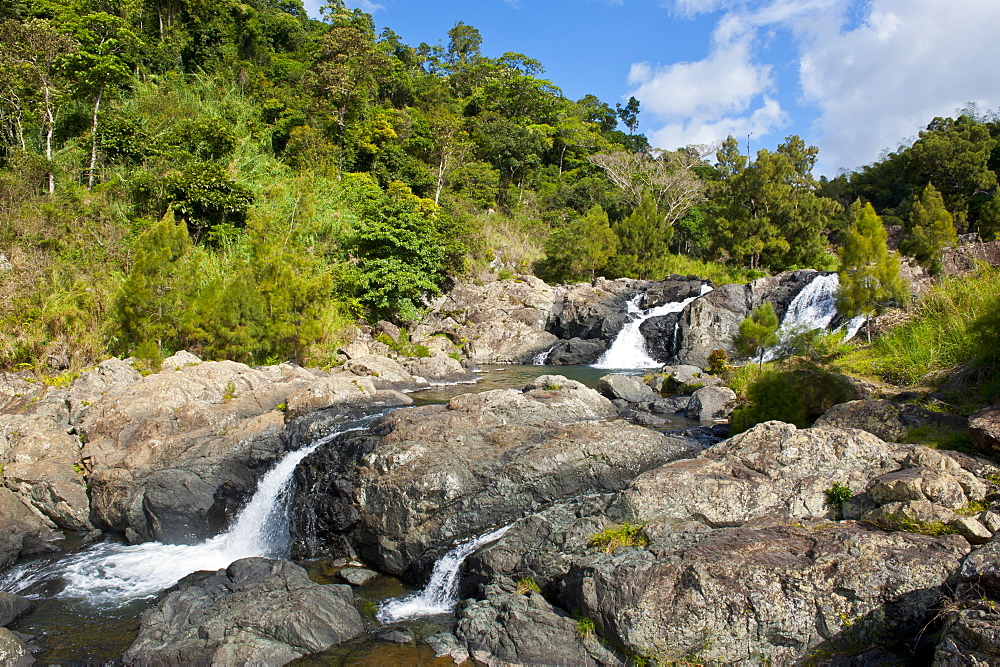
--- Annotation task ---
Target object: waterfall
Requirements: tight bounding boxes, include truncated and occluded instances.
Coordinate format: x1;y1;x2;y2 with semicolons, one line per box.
593;285;712;369
776;273;866;342
376;525;511;623
2;420;374;606
532;344;557;366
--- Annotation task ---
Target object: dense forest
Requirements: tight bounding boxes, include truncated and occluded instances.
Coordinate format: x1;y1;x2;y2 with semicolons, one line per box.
1;0;999;372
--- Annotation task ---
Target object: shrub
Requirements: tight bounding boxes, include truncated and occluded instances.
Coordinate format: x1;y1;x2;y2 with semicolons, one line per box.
588;523;649;553
823;483;852;509
515;577;541;595
707;348;728;375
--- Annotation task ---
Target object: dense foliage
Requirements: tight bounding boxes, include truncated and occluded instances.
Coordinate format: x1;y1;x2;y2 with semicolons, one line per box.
1;0;998;370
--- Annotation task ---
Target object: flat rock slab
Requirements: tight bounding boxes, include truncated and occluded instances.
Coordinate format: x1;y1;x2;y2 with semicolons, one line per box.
123;557;363;666
338;567;378;586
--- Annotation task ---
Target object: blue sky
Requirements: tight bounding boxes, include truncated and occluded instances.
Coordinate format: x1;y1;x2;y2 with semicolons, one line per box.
304;0;1000;177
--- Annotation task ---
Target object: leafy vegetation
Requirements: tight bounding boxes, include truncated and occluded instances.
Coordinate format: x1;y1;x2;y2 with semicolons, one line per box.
588;523;649;553
1;0;999;373
823;483;853;509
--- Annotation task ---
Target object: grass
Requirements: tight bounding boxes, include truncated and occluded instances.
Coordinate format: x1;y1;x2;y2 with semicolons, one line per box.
904;425;974;454
588;523;650;553
835;265;1000;405
955;500;989;517
516;577;541;595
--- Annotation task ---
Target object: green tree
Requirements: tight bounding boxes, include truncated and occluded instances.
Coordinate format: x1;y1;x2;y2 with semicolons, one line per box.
116;210;193;354
836;201;907;342
903;183;958;275
613;191;673;278
734;301;780;367
537;204;617;282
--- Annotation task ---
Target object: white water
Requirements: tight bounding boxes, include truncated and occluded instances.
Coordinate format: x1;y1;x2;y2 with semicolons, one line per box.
593;285;713;369
777;274;866;343
377;525;511;623
532;345;556;366
2;424;367;606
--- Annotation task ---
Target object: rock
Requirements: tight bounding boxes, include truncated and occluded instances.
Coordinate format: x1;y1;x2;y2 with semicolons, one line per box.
455;589;619;666
815;399;968;443
563;520;969;664
66;358;142;425
337;567;378;586
0;627;32;666
123;558;363;666
660;365;711;390
957;534;1000;596
863;499;959;531
650;396;690;414
160;350;202;368
0;591;33;627
402;354;477;385
544;338;607;365
970;404;1000;458
556;280;640;340
641;276;707;308
284;375;377;420
610;422;907;527
981;511;1000;534
0;413;91;531
684;386;737;422
932;607;1000;666
595;374;658;404
867;468;969;509
425;632;471;663
378;630;413;645
0;374;44;416
342;355;429;392
637;313;681;363
0;487;61;571
291;378;697;578
951;516;993;544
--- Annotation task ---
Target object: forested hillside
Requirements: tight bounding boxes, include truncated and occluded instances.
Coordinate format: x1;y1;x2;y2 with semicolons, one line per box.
1;0;998;372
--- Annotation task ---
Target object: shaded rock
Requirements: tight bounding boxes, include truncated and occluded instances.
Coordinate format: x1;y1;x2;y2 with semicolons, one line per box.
650;396;690;414
544;338;607;365
970;403;1000;458
0;591;33;627
0;627;32;666
377;630;412;645
684;386;737;422
958;534;1000;596
563;520;969;664
455;589;620;666
932;607;1000;666
123;557;363;666
595;374;658;404
0;487;61;571
291;378;696;578
557;280;642;341
0;413;90;531
637;313;680;364
641;276;707;308
863;500;958;530
815;399;968;443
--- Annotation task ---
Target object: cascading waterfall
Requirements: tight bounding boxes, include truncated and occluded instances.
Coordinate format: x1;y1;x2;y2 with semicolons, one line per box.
2;420;375;606
774;273;866;343
532;344;557;366
593;284;713;369
376;525;512;623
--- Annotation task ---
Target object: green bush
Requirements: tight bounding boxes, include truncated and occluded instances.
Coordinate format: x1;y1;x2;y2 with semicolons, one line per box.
823;483;852;509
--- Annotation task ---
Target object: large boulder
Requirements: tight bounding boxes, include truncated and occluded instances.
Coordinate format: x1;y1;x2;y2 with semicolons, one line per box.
0;413;90;531
413;276;562;364
81;359;381;544
815;399;968;443
123;557;363;666
970;403;1000;458
555;279;642;341
563;520;969;663
595;374;658;404
66;358;142;425
641;276;708;308
684;386;737;422
0;487;61;571
401;354;478;385
291;376;697;578
544;338;607;365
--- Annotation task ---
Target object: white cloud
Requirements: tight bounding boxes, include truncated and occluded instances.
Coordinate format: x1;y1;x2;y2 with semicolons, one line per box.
633;0;1000;173
345;0;384;12
798;0;1000;172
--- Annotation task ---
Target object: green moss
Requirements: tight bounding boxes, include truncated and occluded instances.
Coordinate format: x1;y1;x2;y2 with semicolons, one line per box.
589;523;650;553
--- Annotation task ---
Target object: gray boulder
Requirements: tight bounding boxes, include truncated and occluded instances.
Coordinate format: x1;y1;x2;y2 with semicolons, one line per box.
641;276;708;308
970;403;1000;458
402;354;477;385
0;591;33;627
123;558;363;666
815;399;968;443
595;374;658;404
684;386;737;422
0;487;61;571
556;279;643;341
544;338;607;365
66;358;142;424
0;628;32;666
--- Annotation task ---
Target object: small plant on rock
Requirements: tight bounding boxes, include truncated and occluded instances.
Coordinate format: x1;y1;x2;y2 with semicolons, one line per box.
222;380;237;401
515;577;541;595
707;348;728;375
823;482;853;509
574;614;596;639
588;523;650;553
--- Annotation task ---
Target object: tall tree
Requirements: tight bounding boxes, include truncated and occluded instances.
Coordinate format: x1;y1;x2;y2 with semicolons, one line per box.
613;191;673;278
734;302;779;367
538;205;617;282
836;201;907;342
903;183;958;276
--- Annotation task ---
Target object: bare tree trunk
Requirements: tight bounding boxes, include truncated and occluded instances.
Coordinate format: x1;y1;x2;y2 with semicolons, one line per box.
87;84;104;190
435;153;447;205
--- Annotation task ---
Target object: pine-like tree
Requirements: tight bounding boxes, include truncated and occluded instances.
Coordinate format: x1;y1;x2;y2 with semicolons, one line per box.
734;302;780;367
836;200;908;342
904;183;958;275
613;191;674;278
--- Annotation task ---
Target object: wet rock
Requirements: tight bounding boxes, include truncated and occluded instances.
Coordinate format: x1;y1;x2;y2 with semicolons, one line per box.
544;338;607;365
595;374;658;404
563;520;969;664
425;632;471;663
377;630;412;645
0;592;33;627
123;557;363;666
556;280;641;341
970;403;1000;458
641;276;707;308
338;567;378;586
684;386;737;422
455;589;620;666
0;488;61;571
815;399;968;443
291;377;697;578
637;313;680;363
0;627;32;666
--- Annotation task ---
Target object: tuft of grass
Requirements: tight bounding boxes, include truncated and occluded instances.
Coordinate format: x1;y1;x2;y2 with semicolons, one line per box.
589;523;650;553
575;615;596;639
955;500;989;517
515;577;541;595
222;380;237;401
